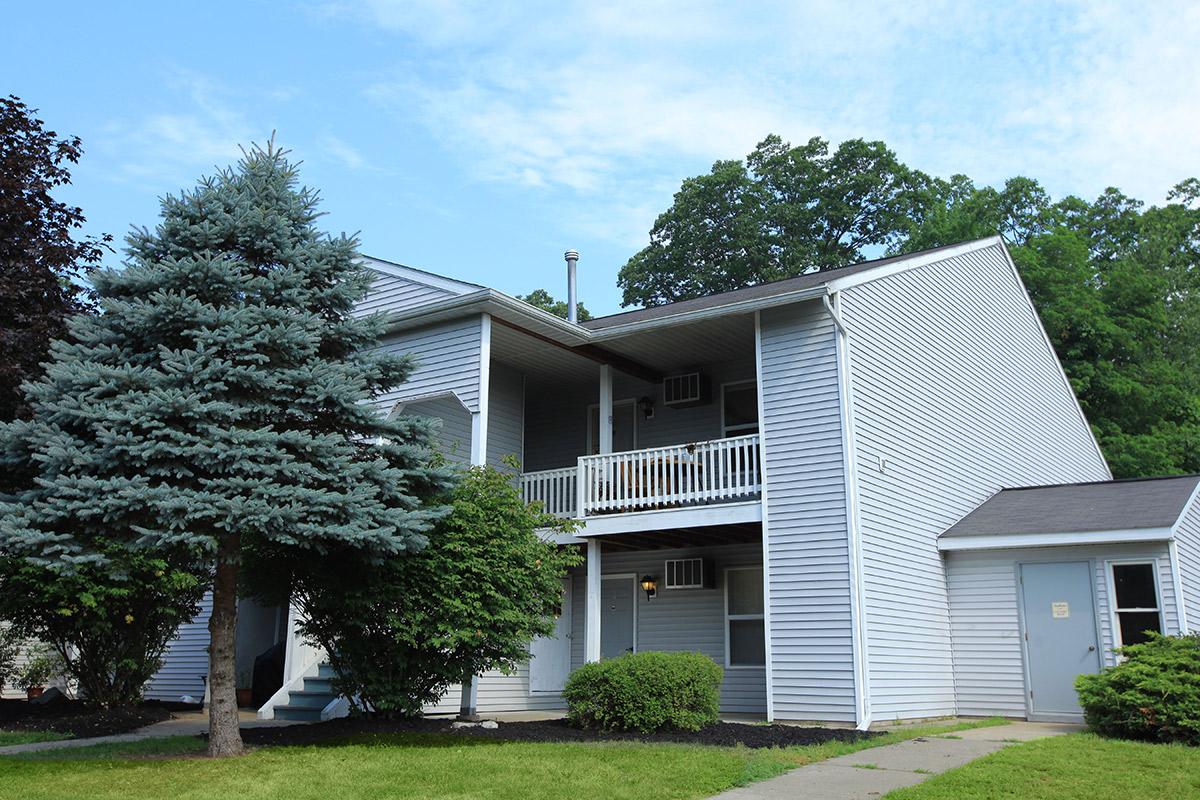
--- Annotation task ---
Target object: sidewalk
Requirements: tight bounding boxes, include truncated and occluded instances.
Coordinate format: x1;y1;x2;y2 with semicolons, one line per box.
710;721;1081;800
0;709;297;756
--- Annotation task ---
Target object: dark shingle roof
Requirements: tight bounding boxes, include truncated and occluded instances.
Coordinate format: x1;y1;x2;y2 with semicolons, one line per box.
941;475;1200;539
582;240;987;331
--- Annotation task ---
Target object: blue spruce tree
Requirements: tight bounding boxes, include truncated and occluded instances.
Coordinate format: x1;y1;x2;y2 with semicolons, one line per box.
0;143;451;756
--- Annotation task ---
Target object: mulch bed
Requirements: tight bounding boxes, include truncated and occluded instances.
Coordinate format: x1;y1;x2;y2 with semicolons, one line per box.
239;716;878;749
0;698;174;739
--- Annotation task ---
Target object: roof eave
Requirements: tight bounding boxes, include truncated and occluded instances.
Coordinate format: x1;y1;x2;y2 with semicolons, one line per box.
937;526;1175;552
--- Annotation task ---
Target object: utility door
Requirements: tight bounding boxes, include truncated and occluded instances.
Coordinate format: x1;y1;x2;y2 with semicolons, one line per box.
1019;561;1102;720
529;578;572;693
600;576;636;659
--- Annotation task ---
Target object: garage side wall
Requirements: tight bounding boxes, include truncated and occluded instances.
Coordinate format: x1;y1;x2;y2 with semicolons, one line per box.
946;544;1179;718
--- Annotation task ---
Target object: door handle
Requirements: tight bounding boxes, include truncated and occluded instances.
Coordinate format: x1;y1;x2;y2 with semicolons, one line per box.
1088;646;1096;652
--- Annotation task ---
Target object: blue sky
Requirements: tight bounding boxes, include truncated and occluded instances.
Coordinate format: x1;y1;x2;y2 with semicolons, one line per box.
6;1;1198;316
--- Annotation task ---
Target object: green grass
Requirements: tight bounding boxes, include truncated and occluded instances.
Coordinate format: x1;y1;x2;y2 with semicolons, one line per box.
0;730;69;746
0;718;1006;800
885;733;1200;800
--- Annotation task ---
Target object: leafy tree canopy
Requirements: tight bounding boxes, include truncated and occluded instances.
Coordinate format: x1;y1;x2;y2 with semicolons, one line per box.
617;135;938;307
618;134;1200;478
517;288;592;321
267;463;581;718
0;96;109;424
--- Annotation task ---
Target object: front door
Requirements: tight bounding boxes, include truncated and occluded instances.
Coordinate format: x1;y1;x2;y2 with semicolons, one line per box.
589;400;637;454
1019;561;1102;720
600;576;636;659
529;579;572;693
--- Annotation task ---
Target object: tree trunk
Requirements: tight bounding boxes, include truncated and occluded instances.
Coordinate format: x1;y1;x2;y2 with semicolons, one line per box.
207;533;243;758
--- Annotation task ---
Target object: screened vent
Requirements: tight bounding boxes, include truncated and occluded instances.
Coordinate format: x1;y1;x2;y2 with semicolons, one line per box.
664;558;714;590
663;372;710;408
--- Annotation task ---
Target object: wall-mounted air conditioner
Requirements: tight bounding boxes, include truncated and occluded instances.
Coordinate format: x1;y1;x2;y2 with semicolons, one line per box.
663;558;714;590
663;372;710;408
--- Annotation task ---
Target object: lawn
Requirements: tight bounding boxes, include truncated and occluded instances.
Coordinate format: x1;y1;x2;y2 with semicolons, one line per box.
0;720;1002;800
886;733;1200;800
0;729;69;746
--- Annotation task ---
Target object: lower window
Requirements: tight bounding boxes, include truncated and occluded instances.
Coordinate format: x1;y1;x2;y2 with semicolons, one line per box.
1111;562;1163;646
725;567;765;667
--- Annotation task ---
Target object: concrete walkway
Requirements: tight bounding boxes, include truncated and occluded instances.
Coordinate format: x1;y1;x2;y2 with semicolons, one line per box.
0;709;297;756
710;722;1081;800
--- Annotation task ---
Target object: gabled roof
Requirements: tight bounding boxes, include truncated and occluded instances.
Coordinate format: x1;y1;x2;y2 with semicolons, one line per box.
359;254;485;295
369;237;1007;343
582;239;984;331
938;475;1200;550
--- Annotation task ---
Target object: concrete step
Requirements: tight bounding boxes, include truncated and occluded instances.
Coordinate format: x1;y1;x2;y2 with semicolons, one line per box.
317;663;336;679
286;690;334;709
274;704;324;722
301;677;333;694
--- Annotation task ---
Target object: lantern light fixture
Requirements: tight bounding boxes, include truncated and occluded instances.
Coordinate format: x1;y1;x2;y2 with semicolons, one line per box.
640;574;657;601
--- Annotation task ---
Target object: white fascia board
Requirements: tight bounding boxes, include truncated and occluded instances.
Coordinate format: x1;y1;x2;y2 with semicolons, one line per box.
572;500;762;537
937;527;1175;551
1168;479;1200;535
357;255;484;295
539;529;588;546
382;290;593;346
824;237;1004;293
586;289;828;341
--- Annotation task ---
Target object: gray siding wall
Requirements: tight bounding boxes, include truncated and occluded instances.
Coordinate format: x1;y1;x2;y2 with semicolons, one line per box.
426;542;766;715
1174;499;1200;632
946;544;1180;718
523;359;755;472
373;317;483;414
402;395;473;464
487;362;525;470
355;272;458;317
840;243;1112;721
758;302;856;723
145;592;213;702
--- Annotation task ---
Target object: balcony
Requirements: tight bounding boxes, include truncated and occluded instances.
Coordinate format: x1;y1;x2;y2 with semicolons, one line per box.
520;434;762;520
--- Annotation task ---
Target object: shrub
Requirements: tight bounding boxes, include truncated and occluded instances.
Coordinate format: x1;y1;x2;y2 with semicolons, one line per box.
563;651;723;733
17;644;60;691
0;625;21;691
1075;633;1200;745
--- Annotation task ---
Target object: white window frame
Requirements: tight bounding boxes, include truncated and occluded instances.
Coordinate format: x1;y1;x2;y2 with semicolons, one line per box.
724;566;765;669
1106;559;1165;649
720;380;759;438
586;398;638;455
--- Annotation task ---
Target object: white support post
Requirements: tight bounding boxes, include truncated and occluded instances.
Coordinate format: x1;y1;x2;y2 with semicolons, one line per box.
599;364;613;454
585;539;601;662
461;313;491;720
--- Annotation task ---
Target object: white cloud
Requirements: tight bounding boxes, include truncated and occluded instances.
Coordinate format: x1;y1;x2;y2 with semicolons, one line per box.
319;133;369;170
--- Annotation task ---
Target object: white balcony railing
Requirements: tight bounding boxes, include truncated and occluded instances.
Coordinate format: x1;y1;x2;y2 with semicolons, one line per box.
521;434;761;519
520;465;578;519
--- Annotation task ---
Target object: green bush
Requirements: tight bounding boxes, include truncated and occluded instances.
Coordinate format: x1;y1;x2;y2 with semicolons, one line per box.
563;651;723;733
1075;633;1200;745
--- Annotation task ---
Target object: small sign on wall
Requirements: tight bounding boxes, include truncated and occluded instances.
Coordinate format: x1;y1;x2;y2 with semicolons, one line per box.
1051;602;1070;619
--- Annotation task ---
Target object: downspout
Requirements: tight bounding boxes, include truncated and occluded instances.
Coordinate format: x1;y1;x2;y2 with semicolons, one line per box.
824;291;873;731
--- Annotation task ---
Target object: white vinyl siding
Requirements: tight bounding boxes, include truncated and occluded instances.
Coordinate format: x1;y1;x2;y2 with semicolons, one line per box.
373;317;484;414
1173;499;1200;632
757;302;856;723
487;362;525;470
426;542;766;715
144;592;213;702
354;272;459;317
839;242;1111;721
945;544;1179;718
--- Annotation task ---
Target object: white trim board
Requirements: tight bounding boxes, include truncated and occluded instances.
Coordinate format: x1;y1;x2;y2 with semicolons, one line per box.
572;500;762;537
938;528;1175;551
358;255;484;295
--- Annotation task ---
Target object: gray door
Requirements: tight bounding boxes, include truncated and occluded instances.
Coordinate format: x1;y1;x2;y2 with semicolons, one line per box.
600;577;635;659
1019;561;1102;719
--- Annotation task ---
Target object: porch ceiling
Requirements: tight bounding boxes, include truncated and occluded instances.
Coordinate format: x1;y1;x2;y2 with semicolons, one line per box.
597;522;761;552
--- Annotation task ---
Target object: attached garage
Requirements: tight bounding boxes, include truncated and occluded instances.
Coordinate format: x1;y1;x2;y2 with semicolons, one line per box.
941;475;1200;722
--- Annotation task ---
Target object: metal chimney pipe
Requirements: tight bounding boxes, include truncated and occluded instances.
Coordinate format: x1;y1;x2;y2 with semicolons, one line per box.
564;249;580;324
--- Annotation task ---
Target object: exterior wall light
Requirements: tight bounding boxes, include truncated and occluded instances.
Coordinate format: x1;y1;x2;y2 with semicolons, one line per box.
639;396;655;419
640;575;657;601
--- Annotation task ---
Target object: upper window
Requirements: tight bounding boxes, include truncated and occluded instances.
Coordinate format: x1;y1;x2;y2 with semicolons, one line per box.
1111;562;1163;647
722;382;758;437
725;567;765;667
